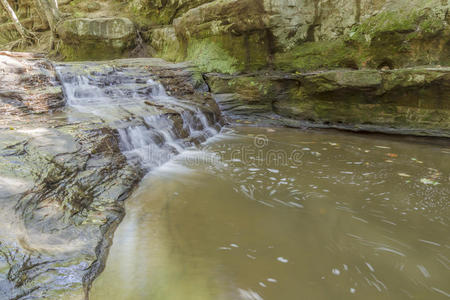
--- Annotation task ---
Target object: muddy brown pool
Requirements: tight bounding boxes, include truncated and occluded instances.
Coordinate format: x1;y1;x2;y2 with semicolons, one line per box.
91;127;449;300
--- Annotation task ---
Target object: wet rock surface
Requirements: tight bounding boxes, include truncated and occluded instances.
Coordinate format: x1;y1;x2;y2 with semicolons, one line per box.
0;54;222;299
0;52;64;116
0;119;139;299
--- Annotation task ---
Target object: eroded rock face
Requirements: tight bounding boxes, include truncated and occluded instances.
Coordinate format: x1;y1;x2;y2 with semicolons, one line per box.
173;0;271;73
57;18;136;61
277;68;450;135
275;1;450;71
1;0;447;70
172;0;449;73
206;67;450;136
147;26;182;62
0;53;141;299
0;53;222;299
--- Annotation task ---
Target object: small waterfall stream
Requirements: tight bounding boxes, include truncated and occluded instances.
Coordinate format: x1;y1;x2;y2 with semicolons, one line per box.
50;62;450;300
56;62;220;170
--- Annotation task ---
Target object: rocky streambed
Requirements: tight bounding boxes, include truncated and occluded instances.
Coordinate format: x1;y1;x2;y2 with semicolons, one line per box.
0;51;449;299
0;52;221;299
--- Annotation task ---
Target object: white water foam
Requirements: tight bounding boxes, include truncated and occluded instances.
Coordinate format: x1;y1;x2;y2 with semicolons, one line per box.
56;63;220;171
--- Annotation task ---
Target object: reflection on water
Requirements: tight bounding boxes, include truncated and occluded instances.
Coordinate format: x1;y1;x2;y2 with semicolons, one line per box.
91;127;450;300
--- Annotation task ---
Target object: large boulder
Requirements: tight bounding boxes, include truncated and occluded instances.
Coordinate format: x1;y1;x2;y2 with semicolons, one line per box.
57;18;136;61
173;0;271;73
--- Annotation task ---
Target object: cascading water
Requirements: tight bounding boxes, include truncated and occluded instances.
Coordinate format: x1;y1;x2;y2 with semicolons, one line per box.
56;61;220;170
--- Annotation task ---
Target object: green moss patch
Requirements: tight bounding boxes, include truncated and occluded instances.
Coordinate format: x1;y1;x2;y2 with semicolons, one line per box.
59;42;130;61
275;7;449;72
274;40;359;72
187;39;239;74
346;8;449;67
186;32;270;74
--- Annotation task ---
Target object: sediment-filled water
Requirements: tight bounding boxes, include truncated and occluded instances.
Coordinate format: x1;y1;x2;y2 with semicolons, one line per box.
91;126;450;300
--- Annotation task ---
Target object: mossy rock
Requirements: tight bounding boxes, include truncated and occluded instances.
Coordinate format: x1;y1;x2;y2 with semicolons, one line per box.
347;8;450;68
274;39;360;72
274;5;449;72
185;31;270;74
79;2;101;12
57;18;136;61
173;0;270;73
274;68;450;132
147;26;183;62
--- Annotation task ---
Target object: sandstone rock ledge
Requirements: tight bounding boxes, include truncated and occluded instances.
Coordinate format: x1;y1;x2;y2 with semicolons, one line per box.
206;67;450;137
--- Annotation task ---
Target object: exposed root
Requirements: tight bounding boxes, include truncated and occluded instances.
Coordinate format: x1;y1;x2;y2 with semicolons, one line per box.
130;30;149;58
4;31;38;51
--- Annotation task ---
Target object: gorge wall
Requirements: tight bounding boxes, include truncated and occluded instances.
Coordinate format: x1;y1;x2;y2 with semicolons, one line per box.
155;0;450;72
1;0;449;136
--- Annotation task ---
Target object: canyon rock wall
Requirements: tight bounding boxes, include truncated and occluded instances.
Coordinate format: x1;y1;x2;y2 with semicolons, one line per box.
171;0;449;72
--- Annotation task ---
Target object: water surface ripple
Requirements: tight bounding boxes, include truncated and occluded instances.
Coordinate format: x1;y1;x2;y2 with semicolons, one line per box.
92;127;450;300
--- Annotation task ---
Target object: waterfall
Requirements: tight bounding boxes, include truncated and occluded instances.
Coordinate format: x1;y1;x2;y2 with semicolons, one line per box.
56;62;220;170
